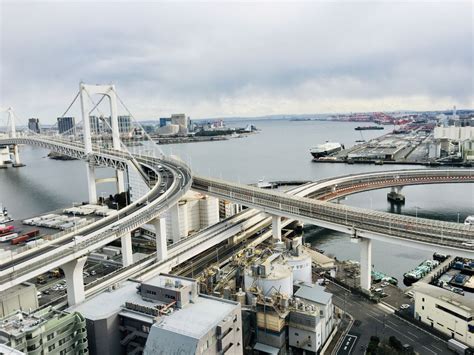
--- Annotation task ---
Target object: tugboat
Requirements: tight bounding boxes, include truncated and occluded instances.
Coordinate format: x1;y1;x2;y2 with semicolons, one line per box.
0;206;13;224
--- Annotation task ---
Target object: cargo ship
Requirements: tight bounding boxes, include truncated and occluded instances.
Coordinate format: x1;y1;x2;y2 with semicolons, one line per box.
403;259;439;286
310;142;344;159
354;126;384;131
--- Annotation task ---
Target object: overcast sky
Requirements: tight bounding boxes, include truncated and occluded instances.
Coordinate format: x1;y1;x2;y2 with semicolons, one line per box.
1;1;473;124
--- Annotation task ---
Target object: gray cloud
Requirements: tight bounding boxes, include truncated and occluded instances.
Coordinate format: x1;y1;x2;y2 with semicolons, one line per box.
1;1;472;124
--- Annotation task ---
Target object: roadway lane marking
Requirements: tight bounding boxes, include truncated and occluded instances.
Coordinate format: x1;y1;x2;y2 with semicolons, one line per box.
333;295;356;306
386;320;419;338
392;313;447;343
337;334;357;355
367;309;384;318
430;344;444;352
385;324;416;342
366;315;417;342
422;345;438;355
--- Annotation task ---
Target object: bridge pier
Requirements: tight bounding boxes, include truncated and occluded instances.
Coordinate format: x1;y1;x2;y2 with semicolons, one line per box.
11;145;24;167
86;164;98;204
152;217;167;261
121;233;133;267
61;256;87;306
387;186;405;204
116;170;126;194
272;215;282;241
359;237;372;292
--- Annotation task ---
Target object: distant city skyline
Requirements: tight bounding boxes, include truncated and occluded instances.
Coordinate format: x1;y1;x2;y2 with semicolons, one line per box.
1;1;472;124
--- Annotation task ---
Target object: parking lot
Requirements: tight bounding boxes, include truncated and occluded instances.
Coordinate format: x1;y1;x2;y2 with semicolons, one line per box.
35;262;120;305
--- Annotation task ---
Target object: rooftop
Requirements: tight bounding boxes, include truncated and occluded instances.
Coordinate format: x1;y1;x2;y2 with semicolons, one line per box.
413;282;474;314
154;294;239;339
294;283;333;306
0;311;45;338
143;274;195;291
67;280;143;320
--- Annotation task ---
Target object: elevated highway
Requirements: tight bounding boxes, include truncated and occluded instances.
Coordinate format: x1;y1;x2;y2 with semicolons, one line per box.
0;136;192;303
193;169;474;291
193;170;473;254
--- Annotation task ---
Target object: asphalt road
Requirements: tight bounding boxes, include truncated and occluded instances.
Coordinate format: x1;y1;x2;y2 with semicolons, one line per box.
328;282;449;355
337;334;358;355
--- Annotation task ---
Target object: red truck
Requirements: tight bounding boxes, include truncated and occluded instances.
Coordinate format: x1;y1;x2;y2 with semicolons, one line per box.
11;229;40;245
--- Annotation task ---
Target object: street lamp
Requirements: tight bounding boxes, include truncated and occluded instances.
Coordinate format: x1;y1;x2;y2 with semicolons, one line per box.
414;206;421;219
71;202;79;232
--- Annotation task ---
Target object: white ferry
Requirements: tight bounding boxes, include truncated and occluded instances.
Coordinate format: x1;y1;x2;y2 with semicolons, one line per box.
464;216;474;226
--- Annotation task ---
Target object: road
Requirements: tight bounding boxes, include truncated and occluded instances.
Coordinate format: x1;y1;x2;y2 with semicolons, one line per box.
0;163;176;271
328;282;449;355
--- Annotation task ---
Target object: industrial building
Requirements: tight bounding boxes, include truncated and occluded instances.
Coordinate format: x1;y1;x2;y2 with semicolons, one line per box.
161;191;219;242
194;236;336;354
413;282;474;348
0;306;88;354
27;118;41;134
67;274;243;355
57;116;76;135
242;240;335;354
219;199;243;220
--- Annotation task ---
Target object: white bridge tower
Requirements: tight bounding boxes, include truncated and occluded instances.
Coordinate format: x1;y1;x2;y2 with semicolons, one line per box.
79;83;126;204
0;106;23;167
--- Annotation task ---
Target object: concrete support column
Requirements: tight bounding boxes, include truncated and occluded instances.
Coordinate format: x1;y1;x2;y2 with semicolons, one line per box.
121;233;133;267
152;217;167;261
272;215;282;241
116;170;126;194
61;256;87;306
12;145;21;166
86;164;97;204
169;203;181;243
360;237;372;291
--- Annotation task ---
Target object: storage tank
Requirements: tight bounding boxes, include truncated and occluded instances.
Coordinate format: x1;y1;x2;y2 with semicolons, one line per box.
285;252;312;284
244;262;293;296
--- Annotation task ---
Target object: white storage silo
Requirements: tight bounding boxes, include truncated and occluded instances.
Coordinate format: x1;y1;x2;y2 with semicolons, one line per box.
244;263;293;297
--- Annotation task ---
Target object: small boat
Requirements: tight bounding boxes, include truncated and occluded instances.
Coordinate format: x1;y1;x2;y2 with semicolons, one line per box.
464;216;474;226
0;206;13;224
355;126;384;131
